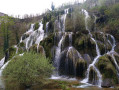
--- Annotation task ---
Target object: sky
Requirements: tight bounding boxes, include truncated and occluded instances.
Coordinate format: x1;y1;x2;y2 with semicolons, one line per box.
0;0;84;18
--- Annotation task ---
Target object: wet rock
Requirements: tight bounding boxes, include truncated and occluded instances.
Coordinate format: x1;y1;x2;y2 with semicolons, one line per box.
40;33;54;59
115;43;119;54
22;33;29;40
29;44;45;56
59;47;87;78
34;22;39;30
89;66;98;85
73;34;96;58
83;54;92;66
96;55;119;87
5;46;17;62
101;79;113;88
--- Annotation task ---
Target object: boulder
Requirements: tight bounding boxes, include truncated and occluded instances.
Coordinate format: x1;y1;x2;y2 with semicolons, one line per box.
83;54;92;66
59;47;87;78
73;34;96;58
40;33;54;59
96;55;119;87
5;46;17;62
89;66;98;85
29;44;45;56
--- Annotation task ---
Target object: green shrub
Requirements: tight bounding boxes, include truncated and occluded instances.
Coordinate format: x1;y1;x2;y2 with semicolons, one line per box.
3;52;54;88
34;22;39;30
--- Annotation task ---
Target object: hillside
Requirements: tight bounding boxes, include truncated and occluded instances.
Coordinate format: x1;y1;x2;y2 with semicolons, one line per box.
0;0;119;89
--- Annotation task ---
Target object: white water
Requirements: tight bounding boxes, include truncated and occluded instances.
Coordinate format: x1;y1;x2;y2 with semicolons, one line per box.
54;9;69;76
61;9;69;32
0;57;5;68
69;32;73;46
106;34;119;73
0;61;10;89
20;21;45;51
81;9;102;87
45;22;49;37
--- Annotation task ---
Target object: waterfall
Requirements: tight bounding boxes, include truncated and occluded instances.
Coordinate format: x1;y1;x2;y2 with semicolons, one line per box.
0;57;5;68
45;22;49;37
20;21;45;51
106;34;119;74
54;8;69;76
81;9;102;87
69;32;73;46
0;60;10;89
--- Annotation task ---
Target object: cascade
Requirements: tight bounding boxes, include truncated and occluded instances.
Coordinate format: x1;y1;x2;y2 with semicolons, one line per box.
81;9;102;87
20;21;45;51
54;9;69;75
0;53;24;89
0;57;5;68
45;22;49;37
106;34;119;73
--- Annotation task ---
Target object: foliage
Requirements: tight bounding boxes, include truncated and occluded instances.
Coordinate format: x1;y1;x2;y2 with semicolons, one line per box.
0;16;14;53
34;22;39;30
3;52;54;88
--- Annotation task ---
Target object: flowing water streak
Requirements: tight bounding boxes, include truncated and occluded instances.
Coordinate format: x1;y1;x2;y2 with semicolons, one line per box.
0;53;24;89
35;21;45;52
54;8;69;75
81;9;102;87
45;22;49;37
106;34;119;73
25;24;35;50
0;57;5;68
69;32;73;46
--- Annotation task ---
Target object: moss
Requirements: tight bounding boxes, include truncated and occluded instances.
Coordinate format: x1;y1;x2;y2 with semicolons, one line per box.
40;33;54;59
8;46;17;60
29;44;45;56
96;55;118;84
73;34;96;58
76;59;87;78
19;42;25;47
65;13;74;32
34;22;39;30
89;66;98;84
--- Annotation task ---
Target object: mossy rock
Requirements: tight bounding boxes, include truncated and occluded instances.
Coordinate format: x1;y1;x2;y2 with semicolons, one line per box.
62;32;72;50
89;66;98;85
97;41;111;55
19;42;25;47
5;46;17;62
17;42;26;54
96;55;118;87
22;34;29;40
40;33;54;59
34;22;39;30
29;44;45;56
73;34;96;58
92;32;105;43
65;14;73;32
59;47;87;78
115;43;119;54
76;59;87;78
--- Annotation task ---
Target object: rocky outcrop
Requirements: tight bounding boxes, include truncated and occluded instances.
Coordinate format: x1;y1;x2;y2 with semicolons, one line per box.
5;46;17;62
59;47;87;78
96;55;119;87
89;66;98;85
73;33;96;59
40;33;54;59
29;44;45;56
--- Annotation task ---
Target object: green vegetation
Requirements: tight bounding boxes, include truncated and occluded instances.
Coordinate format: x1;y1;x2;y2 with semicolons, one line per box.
34;22;39;30
0;16;14;53
96;55;118;84
3;52;54;89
